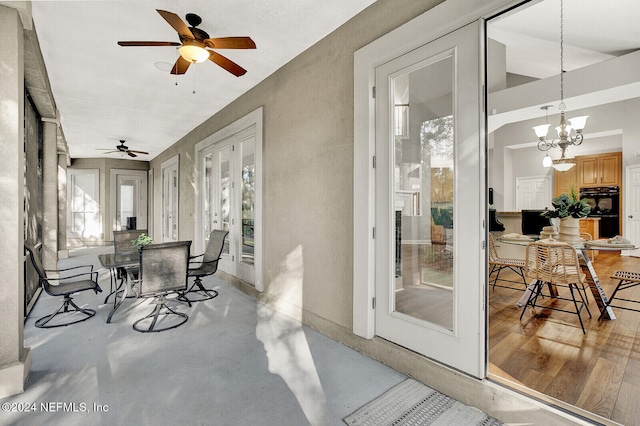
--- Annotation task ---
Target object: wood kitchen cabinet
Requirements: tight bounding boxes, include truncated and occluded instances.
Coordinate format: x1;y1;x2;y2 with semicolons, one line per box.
553;152;621;197
554;165;578;197
578;152;621;187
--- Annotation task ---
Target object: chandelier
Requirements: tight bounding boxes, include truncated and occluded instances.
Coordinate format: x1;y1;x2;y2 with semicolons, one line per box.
534;0;588;172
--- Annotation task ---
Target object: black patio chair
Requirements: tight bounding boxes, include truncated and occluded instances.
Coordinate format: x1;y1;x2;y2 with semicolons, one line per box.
25;243;102;328
178;229;228;305
132;240;191;333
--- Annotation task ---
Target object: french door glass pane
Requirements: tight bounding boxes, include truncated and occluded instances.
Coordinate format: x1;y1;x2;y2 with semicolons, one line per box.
220;146;231;256
393;54;454;331
203;153;213;244
241;138;255;266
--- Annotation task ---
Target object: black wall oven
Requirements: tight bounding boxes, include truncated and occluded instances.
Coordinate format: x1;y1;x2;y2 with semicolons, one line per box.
579;186;620;238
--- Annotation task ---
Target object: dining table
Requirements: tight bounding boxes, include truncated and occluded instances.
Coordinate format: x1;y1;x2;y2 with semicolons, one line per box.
97;251;139;323
497;235;637;321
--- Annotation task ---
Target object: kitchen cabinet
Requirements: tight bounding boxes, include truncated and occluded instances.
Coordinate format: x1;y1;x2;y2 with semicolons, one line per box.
554;165;578;197
579;217;600;240
553;152;621;197
578;152;621;187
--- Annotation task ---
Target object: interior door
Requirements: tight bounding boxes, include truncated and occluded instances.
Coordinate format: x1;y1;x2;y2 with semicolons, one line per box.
516;176;551;210
374;20;485;377
624;164;640;257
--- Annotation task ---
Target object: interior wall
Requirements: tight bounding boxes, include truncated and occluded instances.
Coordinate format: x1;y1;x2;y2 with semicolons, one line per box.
149;0;446;329
68;158;149;244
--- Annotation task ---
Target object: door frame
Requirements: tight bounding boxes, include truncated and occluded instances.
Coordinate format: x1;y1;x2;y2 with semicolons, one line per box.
194;107;264;291
109;169;148;236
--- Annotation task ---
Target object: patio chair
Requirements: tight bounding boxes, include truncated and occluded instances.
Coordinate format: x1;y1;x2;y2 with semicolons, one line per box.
133;240;191;333
520;241;591;334
488;233;527;290
178;229;228;305
24;243;102;328
105;229;148;303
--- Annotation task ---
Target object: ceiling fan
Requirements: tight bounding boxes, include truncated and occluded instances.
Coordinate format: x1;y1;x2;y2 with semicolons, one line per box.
117;9;256;77
97;140;149;158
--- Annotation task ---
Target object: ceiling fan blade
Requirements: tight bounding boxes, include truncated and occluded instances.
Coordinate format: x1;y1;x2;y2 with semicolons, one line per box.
128;150;149;155
127;152;138;158
101;150;119;154
118;41;181;47
156;9;194;41
204;37;256;49
170;56;191;75
208;51;247;77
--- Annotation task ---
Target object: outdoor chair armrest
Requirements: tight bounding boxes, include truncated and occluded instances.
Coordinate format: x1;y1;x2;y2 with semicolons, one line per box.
189;256;221;267
45;264;94;274
189;253;204;260
47;271;100;285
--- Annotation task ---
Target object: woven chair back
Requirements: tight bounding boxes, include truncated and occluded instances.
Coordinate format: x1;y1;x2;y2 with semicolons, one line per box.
525;241;583;286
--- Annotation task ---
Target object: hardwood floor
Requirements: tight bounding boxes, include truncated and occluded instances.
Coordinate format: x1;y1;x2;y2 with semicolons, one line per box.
396;243;640;423
488;252;640;425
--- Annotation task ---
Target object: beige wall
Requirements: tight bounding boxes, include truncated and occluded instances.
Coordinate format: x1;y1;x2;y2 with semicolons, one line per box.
69;158;149;244
149;0;446;329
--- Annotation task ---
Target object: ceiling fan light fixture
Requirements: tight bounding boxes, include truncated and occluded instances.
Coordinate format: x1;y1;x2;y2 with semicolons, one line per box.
179;42;209;63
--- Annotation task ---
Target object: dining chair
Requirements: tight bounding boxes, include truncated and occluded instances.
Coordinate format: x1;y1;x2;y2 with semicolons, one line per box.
132;240;191;333
488;233;527;290
520;240;591;334
178;229;229;305
603;270;640;316
24;243;102;328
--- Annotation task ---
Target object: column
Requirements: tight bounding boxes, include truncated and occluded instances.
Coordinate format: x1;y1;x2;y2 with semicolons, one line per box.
42;119;58;269
0;5;31;398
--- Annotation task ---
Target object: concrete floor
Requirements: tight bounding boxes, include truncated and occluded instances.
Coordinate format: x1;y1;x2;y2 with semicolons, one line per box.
1;248;407;426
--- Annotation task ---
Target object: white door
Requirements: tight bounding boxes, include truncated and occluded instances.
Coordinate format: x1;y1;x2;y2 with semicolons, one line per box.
200;130;257;282
110;170;147;233
161;156;179;242
624;164;640;257
516;176;552;210
196;108;263;289
375;21;485;377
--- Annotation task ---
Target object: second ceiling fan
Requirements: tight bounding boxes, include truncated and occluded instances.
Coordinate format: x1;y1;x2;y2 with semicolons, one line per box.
118;9;256;77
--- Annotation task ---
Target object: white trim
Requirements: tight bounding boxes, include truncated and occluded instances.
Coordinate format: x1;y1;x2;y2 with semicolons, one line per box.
353;0;517;341
161;155;179;242
194;107;264;291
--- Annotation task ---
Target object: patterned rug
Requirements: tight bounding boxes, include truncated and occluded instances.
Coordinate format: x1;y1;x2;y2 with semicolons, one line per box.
344;379;502;426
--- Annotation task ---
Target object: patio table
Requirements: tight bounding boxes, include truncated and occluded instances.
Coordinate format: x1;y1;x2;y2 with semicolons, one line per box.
98;252;139;323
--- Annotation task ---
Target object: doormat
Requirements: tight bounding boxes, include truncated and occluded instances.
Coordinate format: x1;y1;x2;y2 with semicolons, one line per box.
344;379;502;426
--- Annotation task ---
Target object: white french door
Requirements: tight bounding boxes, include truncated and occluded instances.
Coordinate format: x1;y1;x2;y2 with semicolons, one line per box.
161;156;179;242
374;20;485;377
197;120;261;287
110;169;147;233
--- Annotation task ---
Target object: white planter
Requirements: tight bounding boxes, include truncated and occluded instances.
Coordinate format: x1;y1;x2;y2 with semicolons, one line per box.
558;216;581;243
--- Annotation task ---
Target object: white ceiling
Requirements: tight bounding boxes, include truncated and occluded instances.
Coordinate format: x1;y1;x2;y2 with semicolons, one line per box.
30;0;377;159
28;0;640;160
489;0;640;79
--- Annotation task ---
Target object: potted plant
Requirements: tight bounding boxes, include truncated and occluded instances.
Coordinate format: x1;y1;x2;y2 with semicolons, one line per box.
131;233;153;250
541;188;590;242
